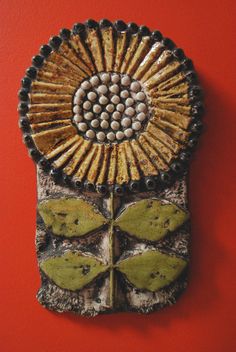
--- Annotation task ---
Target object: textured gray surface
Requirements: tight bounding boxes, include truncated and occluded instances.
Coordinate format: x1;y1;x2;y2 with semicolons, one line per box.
36;167;189;316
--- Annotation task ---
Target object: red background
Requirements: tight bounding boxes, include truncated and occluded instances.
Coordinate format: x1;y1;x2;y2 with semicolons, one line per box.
0;0;236;351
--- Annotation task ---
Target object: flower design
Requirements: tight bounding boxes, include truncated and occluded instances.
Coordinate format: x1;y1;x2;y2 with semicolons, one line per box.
18;19;203;194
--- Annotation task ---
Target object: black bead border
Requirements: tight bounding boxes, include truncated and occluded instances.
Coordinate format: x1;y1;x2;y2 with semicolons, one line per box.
18;19;204;196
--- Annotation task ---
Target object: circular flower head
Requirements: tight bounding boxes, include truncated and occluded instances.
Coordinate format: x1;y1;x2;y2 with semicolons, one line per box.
18;19;203;194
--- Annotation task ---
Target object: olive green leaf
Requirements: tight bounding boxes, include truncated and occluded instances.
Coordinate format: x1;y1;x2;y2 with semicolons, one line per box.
38;198;107;237
116;250;187;292
114;199;188;242
40;252;109;291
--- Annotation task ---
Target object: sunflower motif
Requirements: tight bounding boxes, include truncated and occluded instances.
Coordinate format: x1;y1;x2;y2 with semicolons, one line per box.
18;19;203;194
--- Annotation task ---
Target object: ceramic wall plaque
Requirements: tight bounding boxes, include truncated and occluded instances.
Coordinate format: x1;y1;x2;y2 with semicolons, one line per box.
18;19;203;316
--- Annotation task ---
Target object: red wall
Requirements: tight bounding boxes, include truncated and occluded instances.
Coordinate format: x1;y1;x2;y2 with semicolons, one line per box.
0;0;235;351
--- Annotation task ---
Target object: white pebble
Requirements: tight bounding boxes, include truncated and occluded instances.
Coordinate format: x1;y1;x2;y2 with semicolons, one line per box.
112;111;121;120
81;80;91;90
86;129;95;139
101;73;110;83
116;131;125;140
130;81;141;92
93;104;102;114
137;103;147;113
125;107;135;116
96;131;106;142
121;75;131;86
109;84;120;94
107;132;116;142
84;112;94;120
87;91;97;101
116;103;125;112
91;119;99;128
83;101;91;110
99;95;109;105
106;104;115;113
111;121;120;131
111;74;120;83
101;112;109;120
125;97;134;107
120;90;129;99
90;76;100;86
75;88;85;98
78;122;88;132
136;92;146;101
73;95;82;105
124;128;133;138
73;105;81;114
100;120;109;129
74;114;83;123
111;95;120;105
97;85;108;94
137;112;146;122
132;121;142;131
121;117;131;128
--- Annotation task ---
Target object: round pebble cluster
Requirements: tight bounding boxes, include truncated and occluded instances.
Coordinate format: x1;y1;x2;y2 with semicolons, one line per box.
72;72;149;142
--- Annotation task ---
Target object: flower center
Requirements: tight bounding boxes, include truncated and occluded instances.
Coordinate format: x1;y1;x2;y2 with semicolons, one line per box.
72;72;150;143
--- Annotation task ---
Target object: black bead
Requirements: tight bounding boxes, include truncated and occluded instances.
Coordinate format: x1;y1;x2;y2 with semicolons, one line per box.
26;66;37;79
185;70;198;84
114;184;124;196
50;168;62;180
191;121;203;133
97;184;108;195
114;20;127;32
139;25;151;36
73;23;86;35
21;76;31;89
145;177;156;190
188;136;199;148
32;55;44;68
171;161;182;173
151;30;163;42
84;182;95;192
23;134;34;147
62;173;72;185
60;28;71;40
49;36;62;50
182;58;194;70
75;180;83;189
29;149;40;161
180;151;191;163
40;44;52;58
18;89;29;102
162;37;175;49
86;19;98;29
189;86;202;97
100;19;112;28
191;102;204;118
173;48;185;60
18;102;29;114
127;22;139;34
38;158;50;170
129;180;140;192
19;117;30;131
160;171;171;183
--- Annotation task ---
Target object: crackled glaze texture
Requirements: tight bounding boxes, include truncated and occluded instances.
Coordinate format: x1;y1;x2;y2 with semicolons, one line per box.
18;19;203;316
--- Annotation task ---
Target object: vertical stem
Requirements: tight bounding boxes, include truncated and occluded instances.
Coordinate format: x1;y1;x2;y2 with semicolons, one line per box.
109;191;115;308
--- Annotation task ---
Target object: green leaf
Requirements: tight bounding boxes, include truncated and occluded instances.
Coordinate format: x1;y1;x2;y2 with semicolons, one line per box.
116;250;187;292
38;198;107;237
40;252;109;291
114;199;188;242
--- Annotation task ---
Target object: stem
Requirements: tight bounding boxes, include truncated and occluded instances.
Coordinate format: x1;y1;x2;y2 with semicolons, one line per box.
109;191;115;308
